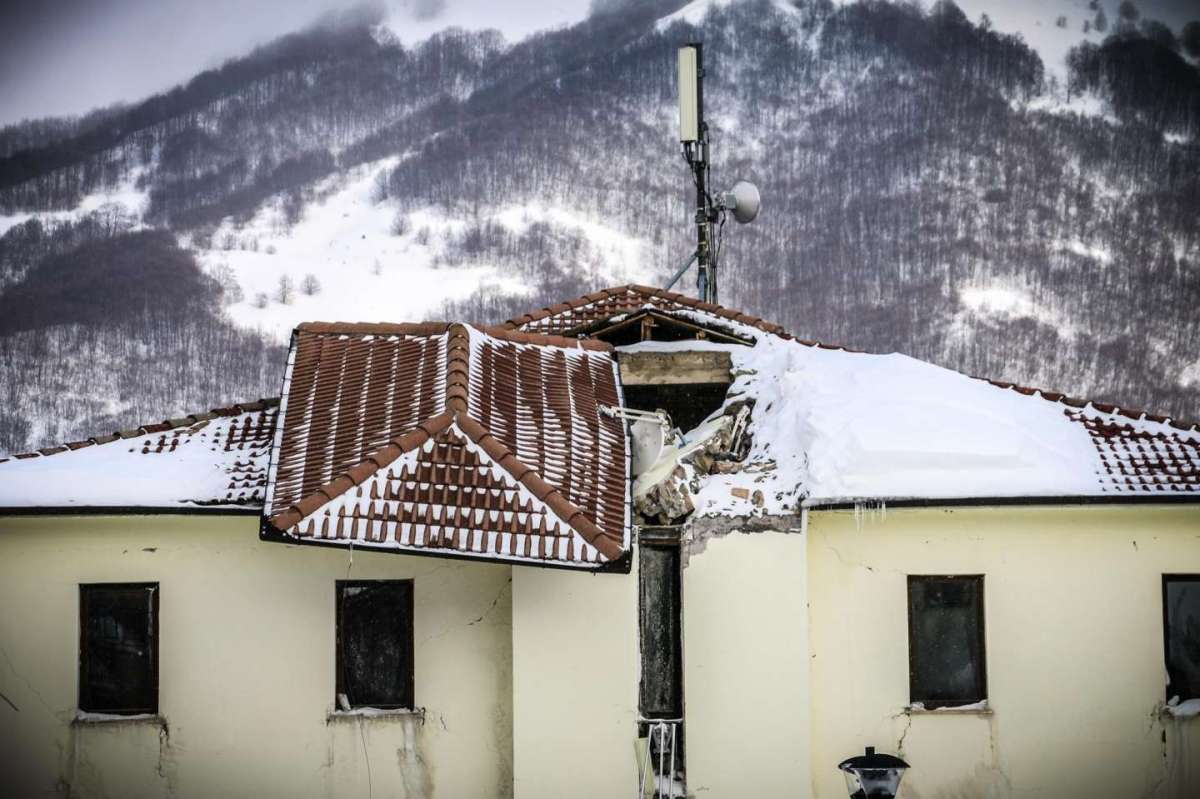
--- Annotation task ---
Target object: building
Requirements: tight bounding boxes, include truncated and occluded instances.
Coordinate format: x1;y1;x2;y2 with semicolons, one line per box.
1;284;1198;799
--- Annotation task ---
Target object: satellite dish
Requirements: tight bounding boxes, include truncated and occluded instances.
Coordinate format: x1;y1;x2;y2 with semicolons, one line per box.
629;416;668;476
721;180;761;224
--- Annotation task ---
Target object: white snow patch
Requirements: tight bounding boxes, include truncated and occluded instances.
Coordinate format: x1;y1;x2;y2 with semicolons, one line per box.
74;711;161;724
196;159;651;342
656;0;800;30
953;0;1105;83
0;172;149;238
958;281;1076;336
1182;361;1200;389
1023;90;1115;123
1061;238;1112;264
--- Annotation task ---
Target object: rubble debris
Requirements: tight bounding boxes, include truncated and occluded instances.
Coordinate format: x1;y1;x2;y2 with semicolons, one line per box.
633;400;756;525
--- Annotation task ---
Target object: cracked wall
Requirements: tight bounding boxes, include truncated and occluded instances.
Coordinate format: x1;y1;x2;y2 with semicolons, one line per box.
807;504;1200;799
0;515;514;799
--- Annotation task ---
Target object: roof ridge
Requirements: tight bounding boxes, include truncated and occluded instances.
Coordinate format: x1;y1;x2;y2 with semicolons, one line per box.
975;377;1200;434
297;320;613;353
447;323;471;413
0;397;281;464
506;283;1200;433
454;412;623;561
296;321;453;336
475;324;613;352
267;411;456;531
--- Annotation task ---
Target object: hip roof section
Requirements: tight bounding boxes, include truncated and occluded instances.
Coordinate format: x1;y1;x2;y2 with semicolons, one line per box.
263;322;629;568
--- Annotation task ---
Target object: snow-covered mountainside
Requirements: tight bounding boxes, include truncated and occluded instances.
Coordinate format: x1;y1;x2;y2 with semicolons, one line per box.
1;0;1198;454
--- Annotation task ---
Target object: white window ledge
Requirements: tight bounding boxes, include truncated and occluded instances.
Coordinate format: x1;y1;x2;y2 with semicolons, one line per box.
73;711;165;726
326;706;426;724
905;701;992;715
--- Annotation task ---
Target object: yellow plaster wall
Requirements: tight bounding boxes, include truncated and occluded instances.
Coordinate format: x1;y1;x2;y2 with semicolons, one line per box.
807;504;1200;799
511;560;640;799
682;529;812;798
0;515;514;799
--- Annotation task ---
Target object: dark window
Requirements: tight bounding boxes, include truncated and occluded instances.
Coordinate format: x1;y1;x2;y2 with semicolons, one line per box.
639;542;682;720
908;575;986;708
336;580;414;709
1164;575;1200;702
79;583;159;714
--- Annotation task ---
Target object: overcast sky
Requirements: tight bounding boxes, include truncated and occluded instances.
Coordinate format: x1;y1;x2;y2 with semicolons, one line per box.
0;0;593;126
1;0;1197;127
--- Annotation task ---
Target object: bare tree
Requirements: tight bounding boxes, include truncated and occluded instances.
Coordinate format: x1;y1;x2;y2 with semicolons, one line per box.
301;273;321;296
276;274;295;304
391;212;411;236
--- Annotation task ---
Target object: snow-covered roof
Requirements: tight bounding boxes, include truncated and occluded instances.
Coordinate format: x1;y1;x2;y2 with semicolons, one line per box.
0;400;278;510
2;285;1196;519
619;316;1200;515
262;322;630;568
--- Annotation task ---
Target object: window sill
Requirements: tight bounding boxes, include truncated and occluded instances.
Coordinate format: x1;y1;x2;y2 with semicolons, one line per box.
326;707;426;724
906;701;992;716
73;711;165;727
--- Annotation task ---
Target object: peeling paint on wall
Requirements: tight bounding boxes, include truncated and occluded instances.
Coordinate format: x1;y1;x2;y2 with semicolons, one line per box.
681;512;804;565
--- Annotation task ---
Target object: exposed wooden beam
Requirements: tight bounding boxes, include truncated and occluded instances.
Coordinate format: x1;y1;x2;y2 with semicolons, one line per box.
618;350;733;386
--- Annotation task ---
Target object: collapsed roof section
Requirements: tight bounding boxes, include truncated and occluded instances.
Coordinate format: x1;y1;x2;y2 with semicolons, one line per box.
262;322;630;569
513;285;1200;509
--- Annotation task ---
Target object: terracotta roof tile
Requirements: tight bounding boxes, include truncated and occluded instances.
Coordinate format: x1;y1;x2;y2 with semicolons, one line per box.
1067;409;1200;494
263;322;629;567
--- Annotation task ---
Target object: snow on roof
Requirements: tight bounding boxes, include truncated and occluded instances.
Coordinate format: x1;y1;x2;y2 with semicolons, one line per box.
2;285;1195;520
617;312;1200;515
0;401;278;510
262;322;629;568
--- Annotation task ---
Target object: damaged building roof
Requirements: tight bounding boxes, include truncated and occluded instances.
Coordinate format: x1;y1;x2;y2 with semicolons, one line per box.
513;285;1199;512
1;285;1195;524
0;400;278;510
260;322;630;568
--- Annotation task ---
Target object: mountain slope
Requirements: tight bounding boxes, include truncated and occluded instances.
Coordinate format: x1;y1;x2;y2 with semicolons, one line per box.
1;0;1198;455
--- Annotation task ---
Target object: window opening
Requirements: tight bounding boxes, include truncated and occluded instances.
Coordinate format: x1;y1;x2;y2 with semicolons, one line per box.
79;583;159;715
907;575;986;708
336;580;414;709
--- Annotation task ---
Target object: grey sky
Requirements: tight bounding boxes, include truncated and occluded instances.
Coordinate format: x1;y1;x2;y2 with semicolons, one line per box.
0;0;592;126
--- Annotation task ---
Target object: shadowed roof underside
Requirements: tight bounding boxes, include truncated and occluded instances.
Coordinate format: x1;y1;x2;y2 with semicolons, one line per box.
263;322;629;568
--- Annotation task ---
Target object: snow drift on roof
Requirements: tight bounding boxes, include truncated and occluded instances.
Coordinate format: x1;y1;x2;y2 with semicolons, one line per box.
618;314;1200;514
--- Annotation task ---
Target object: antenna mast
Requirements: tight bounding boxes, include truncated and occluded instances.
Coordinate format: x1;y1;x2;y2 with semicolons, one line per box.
673;44;760;304
677;42;717;304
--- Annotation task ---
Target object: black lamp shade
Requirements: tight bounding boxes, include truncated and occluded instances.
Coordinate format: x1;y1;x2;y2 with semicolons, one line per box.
838;746;910;799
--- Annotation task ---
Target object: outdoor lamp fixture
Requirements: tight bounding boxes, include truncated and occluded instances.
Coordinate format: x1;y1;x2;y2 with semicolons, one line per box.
837;746;910;799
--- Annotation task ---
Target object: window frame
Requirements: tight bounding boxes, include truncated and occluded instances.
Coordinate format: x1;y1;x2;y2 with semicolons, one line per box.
907;574;987;710
1162;574;1200;703
78;582;160;715
335;579;415;711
